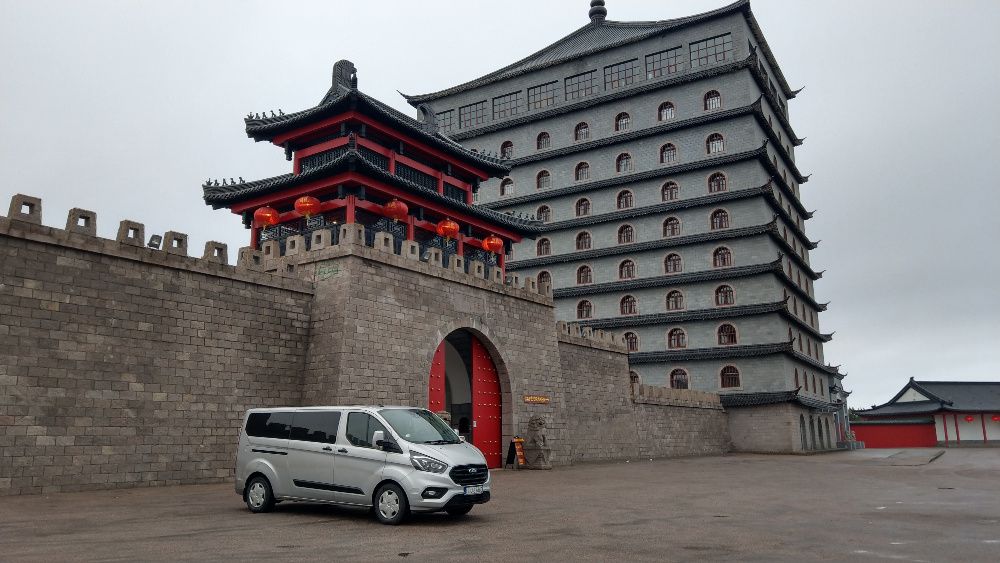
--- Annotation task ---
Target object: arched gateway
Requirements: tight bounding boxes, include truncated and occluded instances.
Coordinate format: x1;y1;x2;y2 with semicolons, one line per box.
428;330;503;468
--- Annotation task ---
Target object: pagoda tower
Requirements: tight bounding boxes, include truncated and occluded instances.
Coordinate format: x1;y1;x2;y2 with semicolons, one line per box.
203;60;542;277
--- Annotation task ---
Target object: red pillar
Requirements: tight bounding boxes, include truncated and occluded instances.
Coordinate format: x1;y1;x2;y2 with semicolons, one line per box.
250;226;259;249
982;414;988;443
406;215;415;241
389;152;396;175
346;195;356;223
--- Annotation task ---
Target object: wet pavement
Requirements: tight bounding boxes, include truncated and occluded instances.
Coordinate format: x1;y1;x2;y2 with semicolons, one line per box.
1;448;998;562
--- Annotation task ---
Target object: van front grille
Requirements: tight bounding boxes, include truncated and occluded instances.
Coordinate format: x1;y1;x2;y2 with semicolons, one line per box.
449;464;488;485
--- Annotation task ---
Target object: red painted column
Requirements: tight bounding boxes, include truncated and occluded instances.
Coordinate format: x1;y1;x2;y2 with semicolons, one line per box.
406;215;415;241
982;414;988;443
346;195;356;223
389;152;396;175
456;234;464;257
954;415;961;443
250;226;259;249
942;414;949;444
437;172;444;195
498;251;506;278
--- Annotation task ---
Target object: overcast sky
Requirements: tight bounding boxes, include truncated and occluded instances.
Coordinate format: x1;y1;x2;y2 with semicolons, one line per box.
2;0;998;409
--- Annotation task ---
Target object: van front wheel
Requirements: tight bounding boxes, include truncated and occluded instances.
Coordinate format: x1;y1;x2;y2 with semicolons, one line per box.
245;476;275;513
374;483;409;525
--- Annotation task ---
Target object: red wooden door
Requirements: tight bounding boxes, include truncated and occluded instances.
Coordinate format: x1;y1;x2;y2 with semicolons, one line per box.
428;341;446;413
471;337;502;468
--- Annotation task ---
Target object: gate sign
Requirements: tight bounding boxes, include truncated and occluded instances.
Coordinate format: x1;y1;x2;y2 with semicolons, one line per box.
523;394;550;404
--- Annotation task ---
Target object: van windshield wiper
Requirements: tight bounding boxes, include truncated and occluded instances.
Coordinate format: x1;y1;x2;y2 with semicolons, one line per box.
423;439;460;445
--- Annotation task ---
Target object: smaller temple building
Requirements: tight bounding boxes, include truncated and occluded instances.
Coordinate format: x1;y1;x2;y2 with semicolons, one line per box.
854;379;1000;448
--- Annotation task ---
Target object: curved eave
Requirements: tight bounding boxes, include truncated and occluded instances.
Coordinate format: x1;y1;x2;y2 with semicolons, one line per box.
580;300;787;329
509;221;775;271
629;341;792;364
202;149;542;235
536;184;771;233
242;89;511;177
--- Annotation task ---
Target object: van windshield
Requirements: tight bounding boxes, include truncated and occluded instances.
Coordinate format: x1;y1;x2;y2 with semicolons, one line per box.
379;409;461;445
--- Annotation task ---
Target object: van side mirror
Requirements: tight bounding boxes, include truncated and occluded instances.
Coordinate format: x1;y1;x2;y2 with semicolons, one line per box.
372;430;385;448
459;436;466;443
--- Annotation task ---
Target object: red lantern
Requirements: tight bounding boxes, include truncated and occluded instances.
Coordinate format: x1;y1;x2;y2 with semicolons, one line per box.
964;415;975;423
253;206;280;226
992;415;1000;422
294;195;321;218
384;198;409;223
482;234;504;254
436;218;459;240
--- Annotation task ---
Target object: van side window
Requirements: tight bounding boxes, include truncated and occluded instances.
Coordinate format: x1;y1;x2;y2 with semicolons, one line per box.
246;412;293;439
346;412;388;449
290;411;341;444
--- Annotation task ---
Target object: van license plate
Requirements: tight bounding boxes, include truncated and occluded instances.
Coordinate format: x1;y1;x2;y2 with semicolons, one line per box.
464;485;484;495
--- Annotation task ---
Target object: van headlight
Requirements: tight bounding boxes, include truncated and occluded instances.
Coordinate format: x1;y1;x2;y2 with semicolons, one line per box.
410;451;448;473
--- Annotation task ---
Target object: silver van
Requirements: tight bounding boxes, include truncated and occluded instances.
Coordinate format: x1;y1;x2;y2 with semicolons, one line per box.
234;406;491;524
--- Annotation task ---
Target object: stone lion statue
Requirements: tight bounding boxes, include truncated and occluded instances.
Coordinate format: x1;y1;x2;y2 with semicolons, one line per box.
523;415;552;470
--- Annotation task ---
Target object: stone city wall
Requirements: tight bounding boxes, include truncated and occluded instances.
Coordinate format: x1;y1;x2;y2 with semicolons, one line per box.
1;193;736;496
0;195;314;496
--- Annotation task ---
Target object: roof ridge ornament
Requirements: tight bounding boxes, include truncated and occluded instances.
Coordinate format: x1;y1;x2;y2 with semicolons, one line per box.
589;0;607;24
333;59;357;93
416;104;439;135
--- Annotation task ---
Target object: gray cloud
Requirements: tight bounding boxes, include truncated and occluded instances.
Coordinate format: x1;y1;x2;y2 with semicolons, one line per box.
2;0;998;408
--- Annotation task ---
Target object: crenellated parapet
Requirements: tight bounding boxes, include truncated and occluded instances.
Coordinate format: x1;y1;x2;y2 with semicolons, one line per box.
555;320;628;353
236;220;554;304
1;194;311;293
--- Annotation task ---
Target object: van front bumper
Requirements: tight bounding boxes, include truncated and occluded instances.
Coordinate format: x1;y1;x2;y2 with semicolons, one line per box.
402;471;491;513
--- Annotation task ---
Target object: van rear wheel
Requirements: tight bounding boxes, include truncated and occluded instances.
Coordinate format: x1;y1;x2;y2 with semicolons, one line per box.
374;483;408;525
245;476;275;513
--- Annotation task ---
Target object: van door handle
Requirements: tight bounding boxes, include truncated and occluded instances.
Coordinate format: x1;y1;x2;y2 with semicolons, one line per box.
322;446;333;452
337;448;348;454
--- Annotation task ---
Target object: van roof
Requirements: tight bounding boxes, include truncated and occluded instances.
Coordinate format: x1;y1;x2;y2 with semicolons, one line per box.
245;405;424;412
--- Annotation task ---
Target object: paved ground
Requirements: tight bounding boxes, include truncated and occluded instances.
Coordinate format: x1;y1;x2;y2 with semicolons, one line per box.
1;449;998;562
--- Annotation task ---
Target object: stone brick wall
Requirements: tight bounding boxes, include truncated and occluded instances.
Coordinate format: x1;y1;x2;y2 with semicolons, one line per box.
0;197;314;496
727;403;801;453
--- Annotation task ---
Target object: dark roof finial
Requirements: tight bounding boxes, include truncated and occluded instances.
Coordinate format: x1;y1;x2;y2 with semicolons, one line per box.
589;0;607;24
333;59;357;93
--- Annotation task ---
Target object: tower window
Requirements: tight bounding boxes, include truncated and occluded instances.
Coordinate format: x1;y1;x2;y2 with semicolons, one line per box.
718;324;737;345
706;133;725;154
668;328;687;349
577;300;593;319
576;265;592;285
615;112;631;132
662;182;679;201
575;231;592;250
663;217;681;237
720;365;741;388
710;209;730;230
708;172;727;193
575;162;590;181
617;190;634;209
660;143;677;164
536;238;551;256
536;205;551;222
574;122;590;141
620;295;637;315
704;90;722;111
624;332;639;352
500;178;514;196
617;225;635;244
658;101;676;121
715;285;735;306
666;290;684;311
575;198;591;216
664;253;682;273
712;247;732;268
619;260;636;280
670;369;689;389
615;153;633;173
500;141;513;159
536;170;550;190
536;132;550;149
